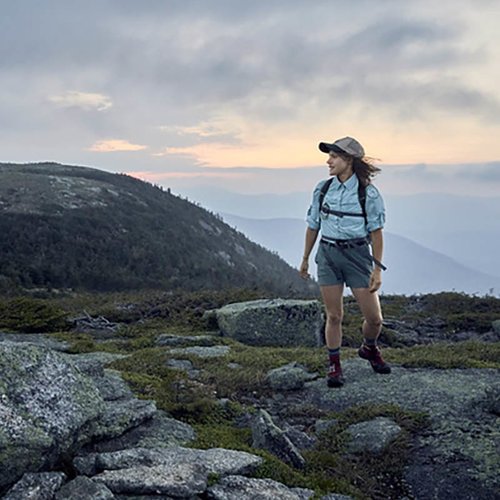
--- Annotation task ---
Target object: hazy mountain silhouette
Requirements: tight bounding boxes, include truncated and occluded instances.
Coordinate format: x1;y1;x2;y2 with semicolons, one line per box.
179;186;500;278
221;213;500;296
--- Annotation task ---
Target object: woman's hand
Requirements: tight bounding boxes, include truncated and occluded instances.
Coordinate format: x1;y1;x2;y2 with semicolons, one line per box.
299;258;310;279
369;268;382;293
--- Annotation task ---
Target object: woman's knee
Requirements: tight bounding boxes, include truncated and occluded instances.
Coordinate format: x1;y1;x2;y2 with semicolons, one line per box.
326;310;343;325
365;314;383;328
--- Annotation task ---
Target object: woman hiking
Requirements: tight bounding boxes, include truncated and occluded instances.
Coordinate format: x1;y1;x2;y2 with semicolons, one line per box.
299;136;390;388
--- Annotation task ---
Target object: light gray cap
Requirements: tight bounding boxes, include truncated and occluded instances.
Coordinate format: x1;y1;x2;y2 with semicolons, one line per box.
318;136;365;158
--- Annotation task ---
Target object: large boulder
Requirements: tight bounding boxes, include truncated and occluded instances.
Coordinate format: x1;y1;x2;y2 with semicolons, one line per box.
215;299;323;347
0;342;105;488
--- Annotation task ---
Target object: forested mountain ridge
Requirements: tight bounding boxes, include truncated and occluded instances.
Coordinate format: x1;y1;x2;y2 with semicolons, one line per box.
0;162;315;295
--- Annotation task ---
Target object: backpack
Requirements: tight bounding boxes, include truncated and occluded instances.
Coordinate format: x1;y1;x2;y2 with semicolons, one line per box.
318;177;368;227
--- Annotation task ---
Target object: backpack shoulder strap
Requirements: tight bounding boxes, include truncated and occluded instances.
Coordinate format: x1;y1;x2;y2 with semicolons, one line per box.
357;181;367;227
319;178;334;211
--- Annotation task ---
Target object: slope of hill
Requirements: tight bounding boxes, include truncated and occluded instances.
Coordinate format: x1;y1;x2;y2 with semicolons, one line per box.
0;163;315;296
221;213;500;296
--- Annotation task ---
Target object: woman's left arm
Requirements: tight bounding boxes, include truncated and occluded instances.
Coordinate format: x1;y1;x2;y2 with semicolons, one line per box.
369;228;384;293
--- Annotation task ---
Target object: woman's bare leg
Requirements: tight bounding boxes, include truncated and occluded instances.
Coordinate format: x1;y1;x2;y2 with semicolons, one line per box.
351;287;383;340
320;284;345;348
351;287;390;373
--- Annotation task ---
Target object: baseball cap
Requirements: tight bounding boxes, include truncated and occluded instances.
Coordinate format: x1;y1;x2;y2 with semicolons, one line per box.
318;136;365;158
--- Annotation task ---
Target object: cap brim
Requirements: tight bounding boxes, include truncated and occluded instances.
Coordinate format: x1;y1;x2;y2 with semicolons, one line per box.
319;142;347;155
318;142;334;153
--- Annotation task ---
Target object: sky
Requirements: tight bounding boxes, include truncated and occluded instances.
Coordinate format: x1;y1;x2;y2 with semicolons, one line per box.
2;0;500;196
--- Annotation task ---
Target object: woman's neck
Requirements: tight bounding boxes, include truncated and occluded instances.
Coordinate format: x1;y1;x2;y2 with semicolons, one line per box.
338;171;354;183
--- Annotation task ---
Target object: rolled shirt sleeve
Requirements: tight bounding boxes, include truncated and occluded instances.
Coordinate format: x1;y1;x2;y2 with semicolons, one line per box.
365;184;386;233
306;180;326;230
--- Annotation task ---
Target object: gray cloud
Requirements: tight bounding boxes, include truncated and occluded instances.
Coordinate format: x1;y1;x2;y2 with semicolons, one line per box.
1;0;500;174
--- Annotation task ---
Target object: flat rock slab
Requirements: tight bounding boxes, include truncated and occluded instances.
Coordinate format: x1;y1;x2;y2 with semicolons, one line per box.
3;472;67;500
55;476;114;500
80;410;195;455
215;299;323;347
89;446;262;477
94;463;207;496
62;352;130;378
168;345;230;358
0;332;70;351
304;358;499;496
93;369;135;402
206;475;315;499
91;399;157;441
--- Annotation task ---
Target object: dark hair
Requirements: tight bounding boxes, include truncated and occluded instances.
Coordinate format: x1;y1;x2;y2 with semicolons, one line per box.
336;151;381;187
352;157;381;187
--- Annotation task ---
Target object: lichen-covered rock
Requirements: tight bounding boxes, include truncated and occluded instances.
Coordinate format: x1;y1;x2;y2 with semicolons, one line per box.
283;424;316;450
0;342;105;488
491;319;500;334
90;399;157;441
346;417;402;454
0;332;70;351
251;409;305;469
3;471;67;500
93;369;135;402
206;475;315;499
63;352;129;377
215;299;323;347
93;463;207;496
54;476;115;500
266;362;316;391
80;446;262;477
77;411;195;457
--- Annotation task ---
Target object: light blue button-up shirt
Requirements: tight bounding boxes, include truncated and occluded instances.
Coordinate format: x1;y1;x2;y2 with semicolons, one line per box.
306;174;385;239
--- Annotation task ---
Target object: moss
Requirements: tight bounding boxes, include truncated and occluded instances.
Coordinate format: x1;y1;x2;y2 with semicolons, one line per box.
51;332;96;353
181;343;332;399
303;404;430;500
0;297;69;332
385;341;500;369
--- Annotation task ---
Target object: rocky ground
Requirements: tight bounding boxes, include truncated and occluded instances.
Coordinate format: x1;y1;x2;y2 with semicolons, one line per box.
1;295;499;499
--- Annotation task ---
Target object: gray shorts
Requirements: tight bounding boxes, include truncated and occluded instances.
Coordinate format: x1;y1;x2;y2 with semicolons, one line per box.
315;241;373;288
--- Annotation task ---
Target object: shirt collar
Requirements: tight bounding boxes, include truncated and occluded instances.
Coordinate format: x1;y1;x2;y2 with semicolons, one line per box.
331;174;358;190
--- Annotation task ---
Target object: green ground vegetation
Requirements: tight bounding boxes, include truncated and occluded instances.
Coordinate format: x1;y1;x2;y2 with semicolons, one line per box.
1;289;499;498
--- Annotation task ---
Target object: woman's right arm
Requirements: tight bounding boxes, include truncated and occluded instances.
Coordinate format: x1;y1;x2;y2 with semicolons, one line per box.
299;227;319;279
301;181;324;279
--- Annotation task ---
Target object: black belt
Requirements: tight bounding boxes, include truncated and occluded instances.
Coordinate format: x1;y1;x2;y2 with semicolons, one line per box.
320;237;369;249
320;237;387;271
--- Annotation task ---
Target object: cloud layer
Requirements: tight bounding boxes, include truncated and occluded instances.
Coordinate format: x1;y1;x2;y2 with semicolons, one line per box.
1;0;499;194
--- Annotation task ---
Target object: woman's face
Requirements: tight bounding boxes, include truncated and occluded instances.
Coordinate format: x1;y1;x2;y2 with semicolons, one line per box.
327;151;353;180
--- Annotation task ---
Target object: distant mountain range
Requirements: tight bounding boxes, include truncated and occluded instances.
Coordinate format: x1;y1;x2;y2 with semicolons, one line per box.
179;186;500;282
220;213;500;296
0;163;315;296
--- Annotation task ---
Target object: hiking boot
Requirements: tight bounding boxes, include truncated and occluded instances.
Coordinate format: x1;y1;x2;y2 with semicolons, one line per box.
358;344;391;374
327;364;345;388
